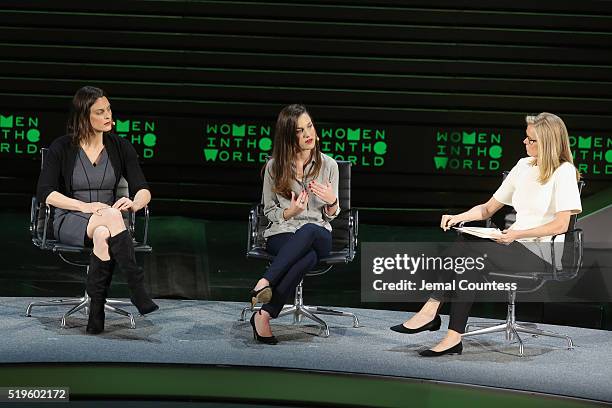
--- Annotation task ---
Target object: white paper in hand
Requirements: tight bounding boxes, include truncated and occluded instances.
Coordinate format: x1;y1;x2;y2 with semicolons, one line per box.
453;226;503;240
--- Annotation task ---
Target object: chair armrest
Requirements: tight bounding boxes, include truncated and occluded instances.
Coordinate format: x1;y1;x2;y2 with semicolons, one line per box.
30;197;52;249
42;204;51;248
347;208;359;262
246;204;256;255
129;205;150;246
551;228;582;242
354;208;359;239
549;228;583;280
29;196;38;239
142;205;150;246
246;203;268;256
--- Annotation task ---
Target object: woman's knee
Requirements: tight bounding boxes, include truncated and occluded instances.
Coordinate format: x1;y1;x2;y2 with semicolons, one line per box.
92;226;111;249
102;207;123;221
100;208;125;228
297;223;320;237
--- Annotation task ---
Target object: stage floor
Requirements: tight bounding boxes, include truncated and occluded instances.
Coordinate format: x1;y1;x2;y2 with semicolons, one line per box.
1;297;611;404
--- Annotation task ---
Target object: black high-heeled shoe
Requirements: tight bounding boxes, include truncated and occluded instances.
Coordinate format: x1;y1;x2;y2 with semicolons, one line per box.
249;311;278;345
390;315;441;334
250;286;272;308
419;341;463;357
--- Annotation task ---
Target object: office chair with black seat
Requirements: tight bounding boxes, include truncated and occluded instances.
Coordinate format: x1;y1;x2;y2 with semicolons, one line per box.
240;160;359;337
462;172;585;356
26;148;152;329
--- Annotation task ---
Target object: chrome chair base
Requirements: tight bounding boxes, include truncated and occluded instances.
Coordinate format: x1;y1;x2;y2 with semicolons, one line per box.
240;281;359;338
26;293;136;329
463;292;574;357
464;321;574;357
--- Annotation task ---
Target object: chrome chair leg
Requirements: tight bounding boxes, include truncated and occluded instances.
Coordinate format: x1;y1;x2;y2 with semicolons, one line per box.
26;297;85;317
60;298;89;328
277;305;298;319
106;298;133;307
239;305;254;321
515;323;574;350
511;327;524;357
297;306;330;337
240;304;295;321
465;321;499;332
462;323;509;337
105;304;136;329
303;306;360;328
292;310;302;324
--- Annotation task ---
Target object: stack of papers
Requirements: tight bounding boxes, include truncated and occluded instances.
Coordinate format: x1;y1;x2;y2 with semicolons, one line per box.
453;226;502;240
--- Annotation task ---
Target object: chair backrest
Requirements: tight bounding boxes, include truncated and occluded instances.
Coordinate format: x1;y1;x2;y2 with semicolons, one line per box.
337;161;351;211
330;161;351;251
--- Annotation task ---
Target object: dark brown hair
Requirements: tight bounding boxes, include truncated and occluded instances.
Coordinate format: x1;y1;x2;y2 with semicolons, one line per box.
267;104;323;198
66;86;107;145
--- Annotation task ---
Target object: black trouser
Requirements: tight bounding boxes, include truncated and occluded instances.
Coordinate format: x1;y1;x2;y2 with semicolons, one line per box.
429;234;550;333
261;223;332;318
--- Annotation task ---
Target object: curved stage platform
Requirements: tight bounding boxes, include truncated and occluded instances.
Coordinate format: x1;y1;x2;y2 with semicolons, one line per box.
1;297;610;407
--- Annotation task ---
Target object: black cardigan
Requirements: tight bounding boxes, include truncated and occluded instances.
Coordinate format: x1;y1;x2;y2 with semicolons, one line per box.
37;133;149;204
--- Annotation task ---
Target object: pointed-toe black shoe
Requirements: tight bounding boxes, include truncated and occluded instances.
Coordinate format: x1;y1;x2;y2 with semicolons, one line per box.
390;315;441;334
419;342;463;357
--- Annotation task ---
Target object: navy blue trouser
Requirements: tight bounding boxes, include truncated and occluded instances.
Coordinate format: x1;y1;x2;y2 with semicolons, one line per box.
261;223;332;318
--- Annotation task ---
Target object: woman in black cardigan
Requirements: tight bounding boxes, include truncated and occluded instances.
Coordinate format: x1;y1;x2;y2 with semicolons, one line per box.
37;86;158;334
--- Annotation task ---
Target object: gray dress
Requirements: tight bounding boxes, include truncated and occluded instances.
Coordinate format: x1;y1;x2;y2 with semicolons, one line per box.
53;148;116;246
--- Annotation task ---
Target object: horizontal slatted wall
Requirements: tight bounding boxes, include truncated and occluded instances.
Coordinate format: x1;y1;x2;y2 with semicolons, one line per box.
1;0;611;222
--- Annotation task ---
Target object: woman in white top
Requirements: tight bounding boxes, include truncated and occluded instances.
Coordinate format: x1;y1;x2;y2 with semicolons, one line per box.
390;112;582;356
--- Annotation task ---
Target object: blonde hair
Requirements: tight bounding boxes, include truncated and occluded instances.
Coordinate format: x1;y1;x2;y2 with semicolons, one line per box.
525;112;580;183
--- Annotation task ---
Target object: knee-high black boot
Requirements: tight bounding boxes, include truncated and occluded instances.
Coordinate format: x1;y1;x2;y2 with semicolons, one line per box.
108;230;158;315
86;254;114;334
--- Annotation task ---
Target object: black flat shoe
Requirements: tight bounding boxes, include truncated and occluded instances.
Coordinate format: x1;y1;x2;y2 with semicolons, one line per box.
250;286;272;308
390;315;441;334
249;311;278;345
419;342;463;357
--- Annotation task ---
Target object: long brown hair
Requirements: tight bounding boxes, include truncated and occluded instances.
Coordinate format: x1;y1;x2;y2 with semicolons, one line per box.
66;86;107;146
525;112;580;183
267;104;323;198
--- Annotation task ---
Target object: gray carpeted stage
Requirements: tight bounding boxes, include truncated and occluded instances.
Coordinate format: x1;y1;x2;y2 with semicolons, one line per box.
1;297;611;403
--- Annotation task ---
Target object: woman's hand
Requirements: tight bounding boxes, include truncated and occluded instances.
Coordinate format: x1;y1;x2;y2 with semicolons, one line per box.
285;190;309;219
80;202;111;216
493;229;522;245
309;180;335;204
113;197;135;212
440;214;462;231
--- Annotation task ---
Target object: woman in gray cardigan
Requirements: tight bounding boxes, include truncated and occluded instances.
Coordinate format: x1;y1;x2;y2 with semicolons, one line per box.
37;86;158;335
249;104;340;344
